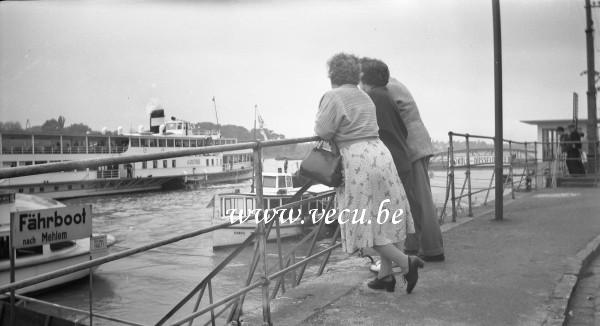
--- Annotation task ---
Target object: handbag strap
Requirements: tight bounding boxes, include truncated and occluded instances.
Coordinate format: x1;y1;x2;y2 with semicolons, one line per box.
316;138;339;155
289;180;315;203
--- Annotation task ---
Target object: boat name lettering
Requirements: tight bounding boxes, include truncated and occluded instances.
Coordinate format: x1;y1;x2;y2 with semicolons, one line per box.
19;208;87;231
187;159;202;165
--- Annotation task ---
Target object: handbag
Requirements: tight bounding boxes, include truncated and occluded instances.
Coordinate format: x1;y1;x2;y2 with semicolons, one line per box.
299;140;343;187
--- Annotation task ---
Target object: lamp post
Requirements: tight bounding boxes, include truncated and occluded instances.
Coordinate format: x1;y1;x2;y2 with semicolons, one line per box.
493;0;504;220
585;0;599;173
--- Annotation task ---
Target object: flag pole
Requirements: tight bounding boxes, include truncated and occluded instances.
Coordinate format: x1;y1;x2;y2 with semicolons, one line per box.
254;104;257;140
212;97;220;132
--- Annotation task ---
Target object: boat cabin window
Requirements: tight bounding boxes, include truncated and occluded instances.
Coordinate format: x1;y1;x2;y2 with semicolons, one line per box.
50;241;76;251
246;198;254;211
269;199;281;209
140;138;148;147
263;176;277;188
278;177;286;188
223;198;232;215
158;139;166;147
223;197;247;216
167;138;174;147
166;122;177;130
175;139;182;147
286;176;293;187
149;138;157;147
131;137;140;147
2;161;17;168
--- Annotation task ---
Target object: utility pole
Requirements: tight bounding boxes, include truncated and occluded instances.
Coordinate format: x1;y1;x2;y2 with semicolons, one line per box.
492;0;504;221
585;0;599;173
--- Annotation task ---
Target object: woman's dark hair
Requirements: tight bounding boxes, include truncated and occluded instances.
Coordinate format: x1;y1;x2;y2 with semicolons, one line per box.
359;57;390;87
556;126;565;132
327;53;360;86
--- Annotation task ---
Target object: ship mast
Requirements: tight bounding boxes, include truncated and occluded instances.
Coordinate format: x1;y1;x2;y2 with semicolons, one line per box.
212;96;220;132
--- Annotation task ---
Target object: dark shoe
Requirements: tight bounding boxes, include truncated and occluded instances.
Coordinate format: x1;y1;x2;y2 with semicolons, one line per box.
419;253;445;262
403;256;424;294
367;275;396;292
403;249;419;256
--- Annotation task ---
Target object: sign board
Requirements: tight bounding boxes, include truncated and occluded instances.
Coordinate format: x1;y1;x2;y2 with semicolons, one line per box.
11;204;92;249
90;234;108;255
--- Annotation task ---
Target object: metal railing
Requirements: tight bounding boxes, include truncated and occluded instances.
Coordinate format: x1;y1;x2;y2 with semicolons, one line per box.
4;133;593;325
436;132;538;223
0;136;354;326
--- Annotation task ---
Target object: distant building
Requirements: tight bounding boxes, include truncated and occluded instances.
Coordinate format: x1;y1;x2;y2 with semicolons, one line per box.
521;118;600;161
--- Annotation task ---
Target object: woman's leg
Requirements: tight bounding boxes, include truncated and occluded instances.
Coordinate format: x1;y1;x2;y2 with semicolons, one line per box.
378;256;393;279
373;244;409;274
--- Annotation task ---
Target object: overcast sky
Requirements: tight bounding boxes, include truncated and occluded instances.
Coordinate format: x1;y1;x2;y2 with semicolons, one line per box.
0;0;595;142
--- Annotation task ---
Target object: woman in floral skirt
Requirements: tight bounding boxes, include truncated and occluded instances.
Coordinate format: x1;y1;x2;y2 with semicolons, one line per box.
314;53;424;293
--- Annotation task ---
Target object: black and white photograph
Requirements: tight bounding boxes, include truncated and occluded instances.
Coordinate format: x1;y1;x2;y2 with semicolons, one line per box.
0;1;599;325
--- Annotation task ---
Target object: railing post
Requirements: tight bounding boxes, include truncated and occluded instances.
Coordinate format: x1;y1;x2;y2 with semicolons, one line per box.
253;142;272;326
465;134;473;217
534;141;538;190
524;142;530;191
448;132;457;222
509;141;515;199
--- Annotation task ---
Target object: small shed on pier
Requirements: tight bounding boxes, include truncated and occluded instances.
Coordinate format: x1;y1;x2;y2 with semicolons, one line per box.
521;118;600;161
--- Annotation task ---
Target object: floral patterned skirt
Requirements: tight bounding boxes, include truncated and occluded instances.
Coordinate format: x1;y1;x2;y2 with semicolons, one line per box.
336;139;414;253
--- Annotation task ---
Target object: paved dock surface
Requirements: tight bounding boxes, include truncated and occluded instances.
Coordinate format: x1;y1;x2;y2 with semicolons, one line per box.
565;253;600;326
244;187;600;326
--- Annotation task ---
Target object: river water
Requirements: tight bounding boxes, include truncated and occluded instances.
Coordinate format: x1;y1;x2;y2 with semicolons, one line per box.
29;160;514;325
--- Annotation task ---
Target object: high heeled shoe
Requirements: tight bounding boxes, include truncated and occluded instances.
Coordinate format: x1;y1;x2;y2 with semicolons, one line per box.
403;255;424;294
367;275;396;292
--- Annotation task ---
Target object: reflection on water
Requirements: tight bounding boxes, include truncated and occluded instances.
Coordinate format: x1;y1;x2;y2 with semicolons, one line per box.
28;161;510;325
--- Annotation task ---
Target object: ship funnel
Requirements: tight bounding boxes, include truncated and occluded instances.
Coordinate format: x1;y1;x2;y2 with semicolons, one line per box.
150;109;165;134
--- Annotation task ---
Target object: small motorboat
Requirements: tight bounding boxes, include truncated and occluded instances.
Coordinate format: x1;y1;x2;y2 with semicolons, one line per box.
210;170;334;248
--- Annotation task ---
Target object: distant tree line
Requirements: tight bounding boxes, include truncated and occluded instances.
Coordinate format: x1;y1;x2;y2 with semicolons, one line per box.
0;116;94;134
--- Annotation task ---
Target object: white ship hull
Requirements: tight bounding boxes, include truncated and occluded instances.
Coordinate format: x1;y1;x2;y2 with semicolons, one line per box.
212;223;306;248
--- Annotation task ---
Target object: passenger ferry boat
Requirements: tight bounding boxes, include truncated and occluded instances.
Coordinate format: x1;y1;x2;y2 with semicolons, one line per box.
0;193;115;296
211;170;334;248
0;109;254;199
